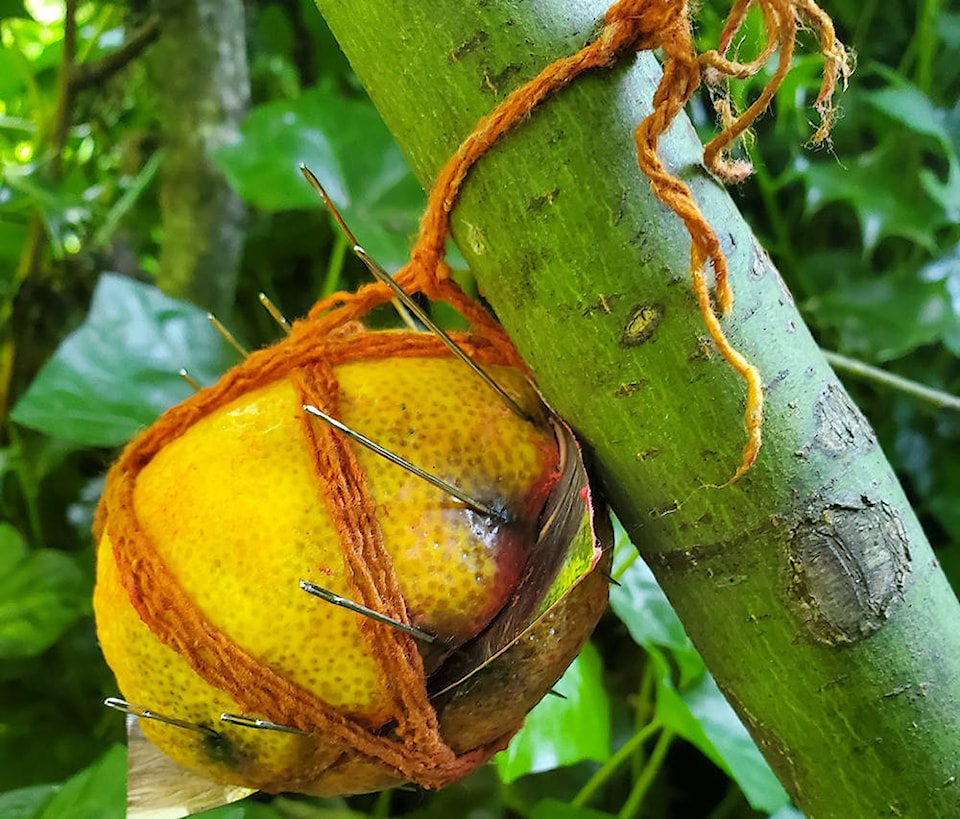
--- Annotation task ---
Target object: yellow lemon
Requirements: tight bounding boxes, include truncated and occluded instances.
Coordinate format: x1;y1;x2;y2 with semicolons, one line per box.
94;330;606;798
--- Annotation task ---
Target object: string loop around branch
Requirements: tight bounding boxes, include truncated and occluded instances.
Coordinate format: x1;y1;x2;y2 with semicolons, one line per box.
312;0;851;482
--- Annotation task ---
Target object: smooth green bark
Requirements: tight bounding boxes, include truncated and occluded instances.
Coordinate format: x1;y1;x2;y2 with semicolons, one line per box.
314;2;960;816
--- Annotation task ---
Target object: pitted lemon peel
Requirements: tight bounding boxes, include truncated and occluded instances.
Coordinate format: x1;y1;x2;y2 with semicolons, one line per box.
95;333;536;790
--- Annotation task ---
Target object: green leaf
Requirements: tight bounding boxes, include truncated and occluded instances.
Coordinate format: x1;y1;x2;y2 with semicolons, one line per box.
212;85;425;270
920;242;960;355
0;0;27;20
253;4;295;61
0;43;26;99
495;641;610;783
404;767;503;819
0;784;57;819
866;87;960;222
0;522;26;576
682;674;790;814
36;744;125;819
0;218;29;266
0;544;89;659
768;806;805;819
807;273;957;361
609;535;690;654
238;799;366;818
195;806;247;819
866;86;954;149
530;798;616;819
894;401;960;543
608;532;705;682
0;746;123;819
651;651;789;814
10;273;234;447
798;142;947;252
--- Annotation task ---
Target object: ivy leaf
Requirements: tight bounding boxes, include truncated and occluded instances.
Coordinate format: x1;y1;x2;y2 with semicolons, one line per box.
0;0;27;18
866;85;954;148
0;526;89;659
769;808;805;819
236;800;364;819
10;274;234;447
807;272;956;361
0;784;57;819
866;86;960;222
608;533;704;682
919;242;960;355
212;85;425;271
609;538;689;653
650;650;790;815
0;748;126;819
798;142;947;252
404;767;502;819
0;41;26;99
35;744;125;819
0;522;26;576
495;642;610;783
609;529;788;814
193;807;247;819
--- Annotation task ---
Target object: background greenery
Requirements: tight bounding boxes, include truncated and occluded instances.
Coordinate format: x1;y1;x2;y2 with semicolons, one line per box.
0;0;957;817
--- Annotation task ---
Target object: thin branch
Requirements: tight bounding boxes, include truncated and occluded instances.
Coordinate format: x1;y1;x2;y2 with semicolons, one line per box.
618;729;675;819
48;0;78;179
822;349;960;412
70;16;161;92
571;720;662;808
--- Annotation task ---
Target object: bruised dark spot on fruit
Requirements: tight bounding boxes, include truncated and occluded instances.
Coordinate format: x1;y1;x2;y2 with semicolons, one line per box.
203;731;244;767
620;303;664;346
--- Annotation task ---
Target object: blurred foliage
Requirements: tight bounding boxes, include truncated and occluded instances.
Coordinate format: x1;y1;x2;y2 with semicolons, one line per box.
0;0;957;818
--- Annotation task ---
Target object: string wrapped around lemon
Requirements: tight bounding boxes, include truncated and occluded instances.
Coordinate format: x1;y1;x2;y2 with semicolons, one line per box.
94;300;609;809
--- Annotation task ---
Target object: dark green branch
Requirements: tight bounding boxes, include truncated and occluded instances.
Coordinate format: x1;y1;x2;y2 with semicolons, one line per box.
70;16;161;93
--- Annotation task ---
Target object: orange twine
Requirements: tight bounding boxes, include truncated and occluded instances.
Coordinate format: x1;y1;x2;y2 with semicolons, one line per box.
305;0;848;483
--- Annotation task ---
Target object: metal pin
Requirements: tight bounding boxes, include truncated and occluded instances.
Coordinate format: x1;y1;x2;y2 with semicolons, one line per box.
104;697;220;739
392;297;419;332
207;313;250;358
296;165;418;330
178;368;202;392
302;403;500;518
300;579;436;643
299;164;532;423
219;713;306;734
355;246;532;423
258;292;292;334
